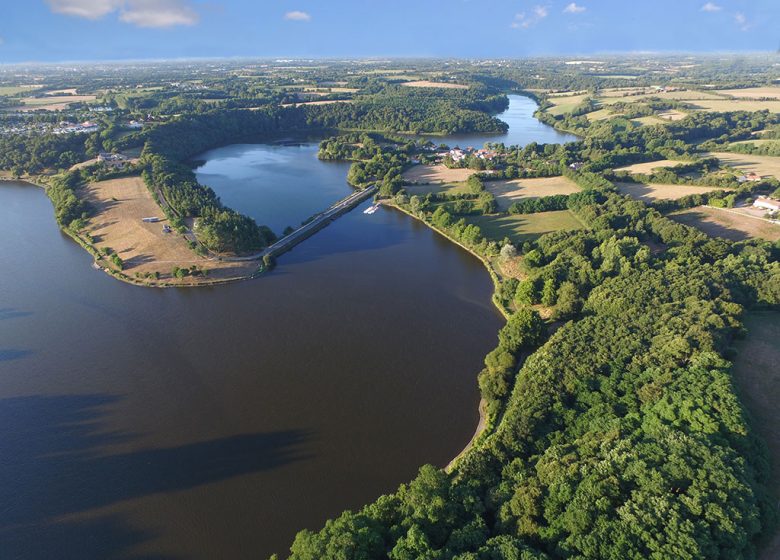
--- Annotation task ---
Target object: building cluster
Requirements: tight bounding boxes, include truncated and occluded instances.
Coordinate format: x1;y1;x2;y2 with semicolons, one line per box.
53;121;100;135
753;195;780;215
97;152;130;169
737;172;762;183
447;147;498;163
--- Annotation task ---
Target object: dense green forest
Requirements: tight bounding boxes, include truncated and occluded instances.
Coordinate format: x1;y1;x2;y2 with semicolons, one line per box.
272;83;780;559
282;187;780;560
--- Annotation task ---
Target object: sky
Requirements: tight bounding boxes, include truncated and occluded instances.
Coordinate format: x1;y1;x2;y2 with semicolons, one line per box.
1;1;779;63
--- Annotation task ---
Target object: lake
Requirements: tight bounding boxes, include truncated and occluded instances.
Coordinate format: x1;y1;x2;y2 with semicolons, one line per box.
0;94;568;559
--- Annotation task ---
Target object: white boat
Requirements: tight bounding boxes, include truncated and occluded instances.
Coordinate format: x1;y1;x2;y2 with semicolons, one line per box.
363;204;379;215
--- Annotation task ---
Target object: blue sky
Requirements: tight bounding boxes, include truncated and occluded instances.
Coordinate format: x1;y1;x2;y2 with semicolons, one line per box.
1;1;779;63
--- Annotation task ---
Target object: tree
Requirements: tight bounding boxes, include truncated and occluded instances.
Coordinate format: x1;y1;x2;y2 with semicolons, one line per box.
515;279;539;306
540;279;557;306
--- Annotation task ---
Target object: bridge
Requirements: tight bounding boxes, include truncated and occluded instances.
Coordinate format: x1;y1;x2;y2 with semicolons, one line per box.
223;184;378;262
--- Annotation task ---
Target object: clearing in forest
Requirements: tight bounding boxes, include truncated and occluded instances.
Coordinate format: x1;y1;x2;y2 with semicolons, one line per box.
714;87;780;99
81;177;255;283
468;210;584;244
402;164;476;184
615;182;718;202
709;152;780;178
400;81;469;89
669;206;780;242
486;176;580;211
614;159;687;174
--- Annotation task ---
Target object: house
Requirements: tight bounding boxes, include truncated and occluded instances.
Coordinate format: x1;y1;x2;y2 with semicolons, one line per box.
449;148;467;162
753;196;780;213
97;152;129;169
738;172;763;183
569;162;585;170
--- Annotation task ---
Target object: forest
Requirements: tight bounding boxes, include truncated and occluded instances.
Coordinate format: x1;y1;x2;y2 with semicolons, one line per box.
274;85;780;559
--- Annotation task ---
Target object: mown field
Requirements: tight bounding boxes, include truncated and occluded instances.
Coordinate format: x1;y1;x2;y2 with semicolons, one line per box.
402;164;476;184
486;176;580;211
614;159;686;174
615;182;718;202
467;210;584;244
710;152;780;178
670;206;780;242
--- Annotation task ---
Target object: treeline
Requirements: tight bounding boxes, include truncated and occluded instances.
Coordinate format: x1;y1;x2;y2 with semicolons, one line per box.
726;140;780;157
0;132;88;175
303;84;509;135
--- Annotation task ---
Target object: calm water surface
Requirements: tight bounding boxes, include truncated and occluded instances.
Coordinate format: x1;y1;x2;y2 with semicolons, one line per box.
0;94;567;559
0;181;500;560
426;93;580;149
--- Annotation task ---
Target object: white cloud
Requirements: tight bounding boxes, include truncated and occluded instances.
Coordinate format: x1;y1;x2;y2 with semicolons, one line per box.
120;0;198;27
284;11;311;22
734;11;750;31
563;3;586;14
700;2;722;12
511;5;548;29
46;0;122;20
46;0;198;27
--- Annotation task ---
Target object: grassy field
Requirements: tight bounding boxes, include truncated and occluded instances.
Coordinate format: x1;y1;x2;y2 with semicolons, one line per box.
731;311;780;560
656;109;687;121
486;176;580;211
280;99;353;108
632;116;670;127
402;164;476;184
670;206;780;242
400;81;468;89
468;210;584;244
585;108;616;121
689;99;780;113
82;177;256;283
614;159;686;174
0;85;40;96
14;94;97;111
709;152;780;178
615;182;718;202
404;182;472;196
730;139;780;147
715;87;780;99
546;93;590;115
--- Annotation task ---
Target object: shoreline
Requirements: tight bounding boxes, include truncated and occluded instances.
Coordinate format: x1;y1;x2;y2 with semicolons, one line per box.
445;398;487;472
2;177;266;288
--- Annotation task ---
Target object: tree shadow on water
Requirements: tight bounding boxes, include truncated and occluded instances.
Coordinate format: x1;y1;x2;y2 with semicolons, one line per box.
0;394;313;559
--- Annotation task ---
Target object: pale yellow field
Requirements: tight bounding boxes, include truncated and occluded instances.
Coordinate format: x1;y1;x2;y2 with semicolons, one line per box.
546;94;590;115
730;139;780;147
614;159;687;174
15;94;97;111
656;109;687;121
671;206;780;242
402;164;475;184
280;99;353;108
615;182;718;202
709;152;780;178
689;98;780;113
715;87;780;99
486;176;581;211
82;177;255;283
600;90;724;107
632;116;669;126
400;81;468;90
585;108;616;121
